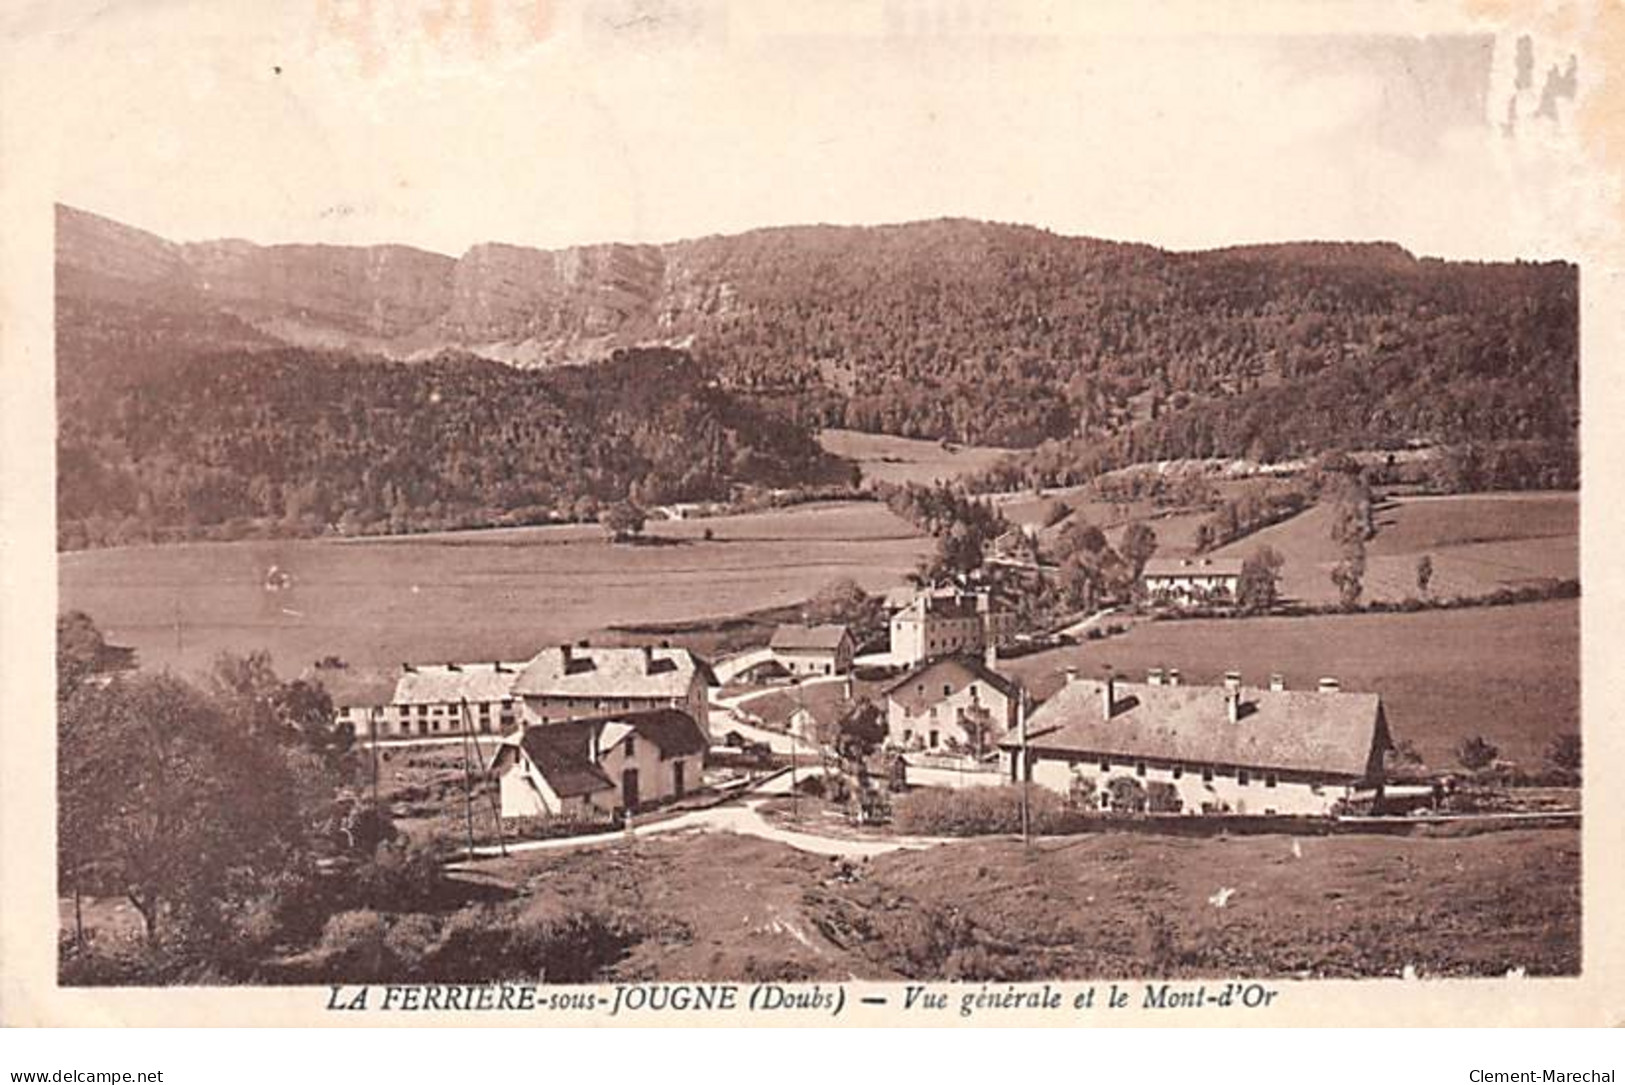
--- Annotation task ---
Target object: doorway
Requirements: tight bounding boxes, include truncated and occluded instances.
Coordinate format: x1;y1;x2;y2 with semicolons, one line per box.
621;767;640;811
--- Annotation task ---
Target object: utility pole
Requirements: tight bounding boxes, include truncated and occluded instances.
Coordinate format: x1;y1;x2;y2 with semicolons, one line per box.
1018;689;1031;848
789;678;802;823
458;698;477;860
462;699;507;858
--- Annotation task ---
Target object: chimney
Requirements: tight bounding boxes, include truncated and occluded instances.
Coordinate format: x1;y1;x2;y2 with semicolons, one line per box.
494;662;507;673
1101;667;1116;720
401;662;415;673
1318;676;1341;693
1167;668;1182;687
1269;673;1285;692
641;644;655;674
1225;689;1241;724
446;662;460;671
1064;665;1080;684
559;644;573;668
984;638;998;671
1223;670;1242;693
1147;667;1165;687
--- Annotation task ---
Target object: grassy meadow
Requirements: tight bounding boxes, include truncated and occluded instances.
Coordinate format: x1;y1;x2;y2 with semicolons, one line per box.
819;428;1013;487
1212;491;1576;605
58;501;929;679
1001;599;1578;769
466;825;1578;980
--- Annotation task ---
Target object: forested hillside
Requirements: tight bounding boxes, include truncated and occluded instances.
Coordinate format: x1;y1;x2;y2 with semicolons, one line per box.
56;207;1579;548
56;348;846;549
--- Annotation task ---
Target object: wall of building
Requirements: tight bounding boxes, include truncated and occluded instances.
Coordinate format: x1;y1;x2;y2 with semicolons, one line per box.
887;681;1014;752
890;609;1016;666
775;648;847;677
518;681;710;738
597;736;702;811
1007;750;1352;816
347;699;517;739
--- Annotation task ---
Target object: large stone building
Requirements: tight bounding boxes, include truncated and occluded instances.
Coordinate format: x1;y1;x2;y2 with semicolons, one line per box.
883;655;1019;753
888;589;1016;667
1000;668;1391;816
335;662;522;740
510;644;714;738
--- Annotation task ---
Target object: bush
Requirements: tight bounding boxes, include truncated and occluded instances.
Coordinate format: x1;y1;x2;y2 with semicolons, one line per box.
353;837;448;910
893;786;1091;836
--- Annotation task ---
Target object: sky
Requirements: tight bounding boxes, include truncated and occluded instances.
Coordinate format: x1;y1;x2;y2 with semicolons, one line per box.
17;0;1601;260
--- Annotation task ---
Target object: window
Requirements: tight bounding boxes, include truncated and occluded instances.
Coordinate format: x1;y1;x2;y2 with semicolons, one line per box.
929;730;939;748
625;736;636;758
417;704;428;717
1100;759;1111;773
1265;773;1278;788
1237;769;1251;786
1135;762;1147;777
903;730;913;744
1171;765;1184;780
943;684;952;697
1201;766;1214;782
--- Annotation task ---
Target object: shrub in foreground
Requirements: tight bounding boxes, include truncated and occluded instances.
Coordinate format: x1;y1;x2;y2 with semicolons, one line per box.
893;785;1092;836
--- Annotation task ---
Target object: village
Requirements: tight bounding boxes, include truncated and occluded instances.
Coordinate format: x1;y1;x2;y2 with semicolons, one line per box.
331;559;1415;847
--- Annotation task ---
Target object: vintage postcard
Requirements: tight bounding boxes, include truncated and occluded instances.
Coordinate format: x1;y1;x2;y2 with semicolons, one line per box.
1;0;1622;1027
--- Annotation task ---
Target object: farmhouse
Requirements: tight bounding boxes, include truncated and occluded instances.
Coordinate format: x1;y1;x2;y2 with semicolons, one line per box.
490;708;709;818
889;589;1016;667
769;623;855;676
1000;668;1390;816
1141;556;1244;607
511;644;715;737
335;662;521;740
884;655;1020;753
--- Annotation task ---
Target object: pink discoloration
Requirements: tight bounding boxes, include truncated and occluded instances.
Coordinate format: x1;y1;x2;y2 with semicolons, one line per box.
317;0;556;75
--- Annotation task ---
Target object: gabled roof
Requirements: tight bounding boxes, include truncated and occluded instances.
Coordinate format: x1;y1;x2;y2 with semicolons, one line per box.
1142;556;1245;579
610;708;710;759
494;709;709;794
393;662;522;705
1000;678;1385;779
511;645;712;699
770;624;851;652
883;655;1020;707
513;721;615;798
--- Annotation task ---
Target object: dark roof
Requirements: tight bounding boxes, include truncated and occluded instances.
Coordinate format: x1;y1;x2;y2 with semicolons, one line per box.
1000;678;1385;779
516;721;615;798
883;656;1020;707
613;708;710;758
770;624;851;652
1142;556;1245;579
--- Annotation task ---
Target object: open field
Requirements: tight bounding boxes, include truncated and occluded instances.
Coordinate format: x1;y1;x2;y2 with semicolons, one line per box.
1000;600;1577;769
58;501;929;679
1212;491;1576;605
465;825;1578;980
819;428;1012;487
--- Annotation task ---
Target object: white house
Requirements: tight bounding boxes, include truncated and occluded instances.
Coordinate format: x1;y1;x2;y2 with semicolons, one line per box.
888;589;1016;667
1141;557;1244;607
769;623;855;677
883;655;1019;753
334;662;522;740
509;644;715;737
1000;668;1390;816
490;708;709;819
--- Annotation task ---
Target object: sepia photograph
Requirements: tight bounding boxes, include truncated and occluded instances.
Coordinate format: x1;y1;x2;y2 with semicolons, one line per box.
3;0;1620;1032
